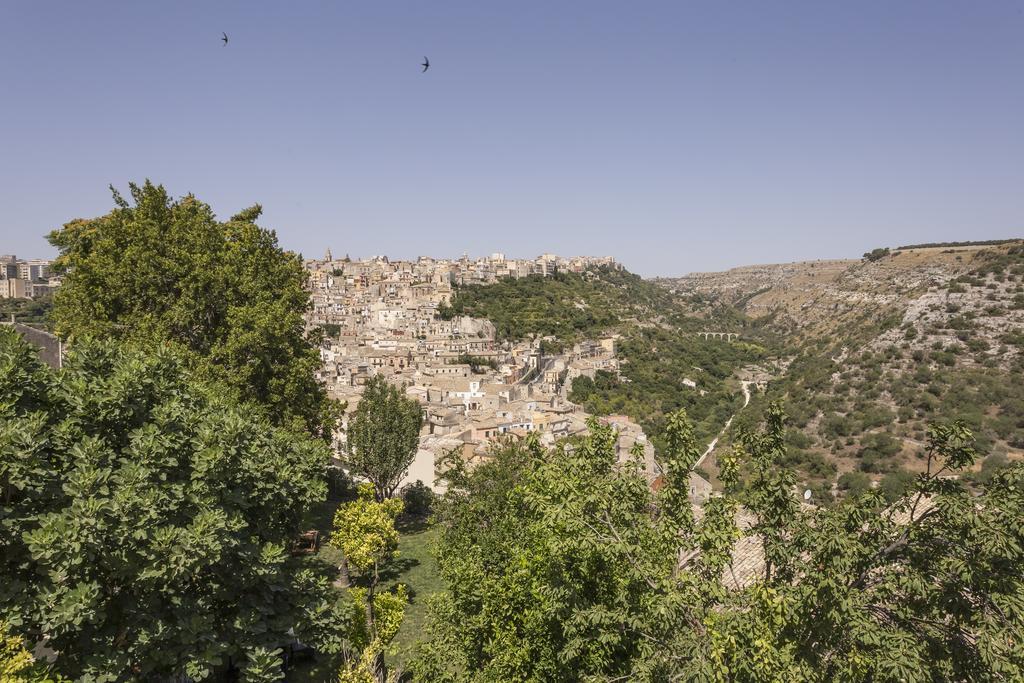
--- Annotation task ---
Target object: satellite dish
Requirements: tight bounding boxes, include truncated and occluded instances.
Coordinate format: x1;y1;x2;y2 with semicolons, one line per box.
803;489;812;501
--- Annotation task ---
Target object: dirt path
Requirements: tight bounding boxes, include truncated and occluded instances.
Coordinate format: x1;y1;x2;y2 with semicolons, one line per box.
696;381;753;468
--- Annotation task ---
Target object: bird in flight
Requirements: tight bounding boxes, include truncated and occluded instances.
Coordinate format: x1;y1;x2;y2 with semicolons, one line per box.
421;56;430;73
222;32;229;47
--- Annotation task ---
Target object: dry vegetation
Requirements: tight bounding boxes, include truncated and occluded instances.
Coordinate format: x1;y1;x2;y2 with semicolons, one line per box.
661;241;1024;503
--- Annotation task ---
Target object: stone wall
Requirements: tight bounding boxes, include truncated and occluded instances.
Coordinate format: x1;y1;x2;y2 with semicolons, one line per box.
3;323;62;369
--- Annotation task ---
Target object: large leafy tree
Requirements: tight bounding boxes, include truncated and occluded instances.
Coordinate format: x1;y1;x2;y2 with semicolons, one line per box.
0;329;350;681
346;376;423;501
47;180;337;437
412;406;1024;681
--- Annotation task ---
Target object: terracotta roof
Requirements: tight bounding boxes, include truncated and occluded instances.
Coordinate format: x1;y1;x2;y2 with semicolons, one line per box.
688;494;944;590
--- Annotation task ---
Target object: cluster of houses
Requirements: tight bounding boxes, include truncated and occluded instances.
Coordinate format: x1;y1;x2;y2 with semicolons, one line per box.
0;255;59;299
304;252;689;493
2;248;715;506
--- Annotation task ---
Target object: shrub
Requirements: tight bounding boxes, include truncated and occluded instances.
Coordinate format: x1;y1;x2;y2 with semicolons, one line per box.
837;471;872;497
401;480;437;517
879;470;916;503
973;452;1012;485
823;414;855;438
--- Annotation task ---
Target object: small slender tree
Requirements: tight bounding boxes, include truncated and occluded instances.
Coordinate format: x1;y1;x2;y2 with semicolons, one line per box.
331;483;407;682
347;376;424;501
1;620;67;683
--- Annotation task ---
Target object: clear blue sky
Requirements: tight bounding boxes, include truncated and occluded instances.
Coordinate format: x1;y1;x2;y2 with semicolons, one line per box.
1;1;1022;276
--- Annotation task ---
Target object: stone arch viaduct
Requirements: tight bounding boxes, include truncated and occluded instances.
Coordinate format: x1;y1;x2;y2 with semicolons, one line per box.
697;331;739;341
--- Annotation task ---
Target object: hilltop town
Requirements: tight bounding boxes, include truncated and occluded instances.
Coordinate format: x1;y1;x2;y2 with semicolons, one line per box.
1;245;710;500
304;251;678;495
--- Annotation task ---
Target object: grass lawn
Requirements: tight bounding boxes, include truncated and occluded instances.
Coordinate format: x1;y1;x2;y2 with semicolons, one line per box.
285;499;445;681
382;517;444;671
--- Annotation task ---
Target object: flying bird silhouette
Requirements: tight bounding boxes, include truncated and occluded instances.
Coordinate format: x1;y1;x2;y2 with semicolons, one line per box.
221;32;229;47
421;56;429;73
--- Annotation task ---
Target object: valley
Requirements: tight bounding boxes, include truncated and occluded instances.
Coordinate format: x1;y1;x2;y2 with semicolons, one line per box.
661;240;1024;501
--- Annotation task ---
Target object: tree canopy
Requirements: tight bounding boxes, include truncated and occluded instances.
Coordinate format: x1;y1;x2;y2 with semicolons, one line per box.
411;405;1024;681
346;376;424;501
47;181;337;437
438;267;679;344
0;328;349;681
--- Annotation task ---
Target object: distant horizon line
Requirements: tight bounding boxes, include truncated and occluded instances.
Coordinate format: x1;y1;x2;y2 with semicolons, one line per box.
7;236;1020;280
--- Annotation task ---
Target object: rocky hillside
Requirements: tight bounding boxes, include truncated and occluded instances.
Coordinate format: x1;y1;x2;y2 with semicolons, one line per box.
664;244;1020;344
660;240;1024;502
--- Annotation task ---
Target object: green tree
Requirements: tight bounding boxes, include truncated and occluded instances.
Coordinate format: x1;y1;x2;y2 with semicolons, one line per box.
0;329;349;681
347;376;423;501
330;484;407;682
47;180;337;437
412;423;705;681
438;267;674;344
411;405;1024;681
